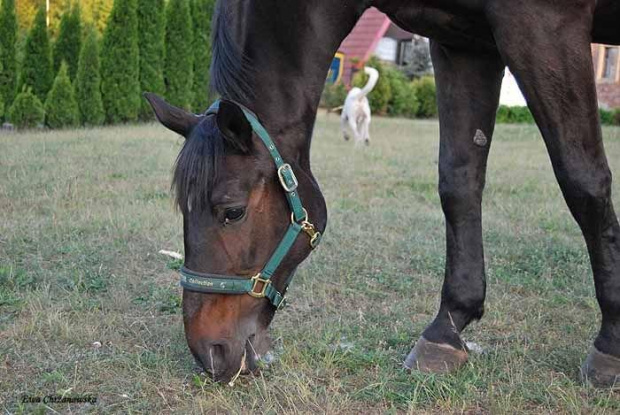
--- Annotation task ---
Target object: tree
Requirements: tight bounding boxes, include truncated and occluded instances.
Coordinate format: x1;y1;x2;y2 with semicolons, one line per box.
191;0;215;112
0;0;18;110
137;0;165;120
19;7;53;103
9;87;45;129
405;36;433;80
100;0;140;123
164;0;193;110
45;62;79;129
53;3;82;81
76;27;104;126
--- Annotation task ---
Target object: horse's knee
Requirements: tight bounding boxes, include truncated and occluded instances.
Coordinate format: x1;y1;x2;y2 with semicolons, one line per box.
558;167;613;226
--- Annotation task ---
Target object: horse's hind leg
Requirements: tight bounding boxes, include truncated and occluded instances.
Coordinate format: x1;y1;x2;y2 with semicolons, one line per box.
404;43;504;373
489;2;620;387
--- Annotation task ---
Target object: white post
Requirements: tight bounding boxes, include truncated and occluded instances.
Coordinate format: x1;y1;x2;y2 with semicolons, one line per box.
46;0;50;27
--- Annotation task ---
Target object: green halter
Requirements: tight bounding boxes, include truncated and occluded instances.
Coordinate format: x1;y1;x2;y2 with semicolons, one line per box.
179;99;321;309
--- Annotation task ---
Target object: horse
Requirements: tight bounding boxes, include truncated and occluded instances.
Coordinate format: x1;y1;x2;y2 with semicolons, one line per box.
145;0;620;386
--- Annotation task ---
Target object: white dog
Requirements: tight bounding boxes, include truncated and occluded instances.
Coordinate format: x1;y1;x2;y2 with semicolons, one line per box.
341;67;379;145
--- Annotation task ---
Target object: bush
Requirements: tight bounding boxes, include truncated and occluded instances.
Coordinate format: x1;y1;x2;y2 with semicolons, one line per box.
137;0;165;120
164;0;193;110
76;27;105;126
0;93;4;120
101;0;141;123
613;109;620;126
9;87;45;129
19;7;53;103
320;82;348;109
600;108;614;126
0;0;18;110
352;56;391;115
45;62;79;129
496;105;535;124
191;0;215;112
385;68;418;118
53;4;82;81
411;76;437;118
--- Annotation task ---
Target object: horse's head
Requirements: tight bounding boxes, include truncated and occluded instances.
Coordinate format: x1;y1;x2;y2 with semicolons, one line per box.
145;93;326;382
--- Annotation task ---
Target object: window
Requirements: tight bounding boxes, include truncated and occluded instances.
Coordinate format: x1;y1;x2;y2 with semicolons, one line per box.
375;37;397;62
601;46;619;81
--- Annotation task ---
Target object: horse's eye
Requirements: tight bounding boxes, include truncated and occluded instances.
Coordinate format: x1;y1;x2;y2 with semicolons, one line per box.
224;207;245;223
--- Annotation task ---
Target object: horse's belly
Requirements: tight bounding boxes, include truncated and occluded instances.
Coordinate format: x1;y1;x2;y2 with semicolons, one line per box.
593;0;620;45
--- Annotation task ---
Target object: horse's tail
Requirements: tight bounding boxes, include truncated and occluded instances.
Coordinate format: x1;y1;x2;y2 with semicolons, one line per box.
358;67;379;98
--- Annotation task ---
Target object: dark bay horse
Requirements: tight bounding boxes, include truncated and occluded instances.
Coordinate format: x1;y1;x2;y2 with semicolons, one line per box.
145;0;620;386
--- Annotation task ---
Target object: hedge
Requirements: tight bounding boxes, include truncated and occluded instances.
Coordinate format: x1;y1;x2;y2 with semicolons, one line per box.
164;0;193;110
53;4;82;81
101;0;141;123
0;0;18;111
19;7;53;103
76;27;105;126
137;0;165;120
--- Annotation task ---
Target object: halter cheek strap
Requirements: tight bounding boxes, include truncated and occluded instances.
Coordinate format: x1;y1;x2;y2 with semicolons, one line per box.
179;99;321;309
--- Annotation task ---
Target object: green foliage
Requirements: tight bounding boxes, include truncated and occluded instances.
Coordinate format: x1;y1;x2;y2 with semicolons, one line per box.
164;0;193;110
320;82;348;109
19;7;53;103
53;4;82;81
76;27;105;126
137;0;165;120
599;108;614;126
0;0;18;110
614;109;620;126
496;105;535;124
191;0;215;112
352;57;391;115
45;62;79;129
101;0;140;123
411;76;437;118
385;68;418;118
0;92;4;120
9;87;45;129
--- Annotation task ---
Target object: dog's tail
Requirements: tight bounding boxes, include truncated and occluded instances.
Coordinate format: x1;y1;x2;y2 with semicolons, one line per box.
358;67;379;99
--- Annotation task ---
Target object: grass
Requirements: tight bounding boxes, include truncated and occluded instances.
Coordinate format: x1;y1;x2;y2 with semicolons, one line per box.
1;114;620;413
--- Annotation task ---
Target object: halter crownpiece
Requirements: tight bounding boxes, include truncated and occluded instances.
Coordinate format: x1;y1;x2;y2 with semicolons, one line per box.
179;99;321;309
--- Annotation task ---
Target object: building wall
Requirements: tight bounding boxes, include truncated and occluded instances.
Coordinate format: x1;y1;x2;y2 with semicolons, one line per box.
592;44;620;109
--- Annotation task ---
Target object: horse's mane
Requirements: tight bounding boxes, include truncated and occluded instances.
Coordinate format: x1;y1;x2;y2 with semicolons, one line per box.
172;2;253;212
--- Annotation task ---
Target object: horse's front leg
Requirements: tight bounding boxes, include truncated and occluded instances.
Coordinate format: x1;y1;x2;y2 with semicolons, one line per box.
404;43;504;373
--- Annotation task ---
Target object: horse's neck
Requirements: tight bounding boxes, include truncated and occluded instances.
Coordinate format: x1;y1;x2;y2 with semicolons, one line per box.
229;0;367;160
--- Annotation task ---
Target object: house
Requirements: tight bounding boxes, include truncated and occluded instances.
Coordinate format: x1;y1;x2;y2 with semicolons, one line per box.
329;7;413;85
592;44;620;109
330;9;620;110
502;45;620;109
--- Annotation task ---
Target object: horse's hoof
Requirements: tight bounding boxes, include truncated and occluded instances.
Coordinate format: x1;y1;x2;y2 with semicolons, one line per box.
580;347;620;388
403;336;468;374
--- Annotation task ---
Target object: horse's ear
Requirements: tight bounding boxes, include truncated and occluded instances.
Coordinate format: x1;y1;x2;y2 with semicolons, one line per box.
143;92;203;138
216;100;253;153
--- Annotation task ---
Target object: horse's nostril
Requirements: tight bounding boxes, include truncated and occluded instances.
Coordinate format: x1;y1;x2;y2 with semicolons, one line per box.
202;342;228;375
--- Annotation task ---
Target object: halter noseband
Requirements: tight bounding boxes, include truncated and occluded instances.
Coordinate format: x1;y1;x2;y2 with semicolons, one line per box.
179;99;321;309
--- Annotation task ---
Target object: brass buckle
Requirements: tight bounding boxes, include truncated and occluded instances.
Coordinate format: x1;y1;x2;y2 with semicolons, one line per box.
277;164;298;192
249;274;271;298
291;208;321;249
301;221;321;249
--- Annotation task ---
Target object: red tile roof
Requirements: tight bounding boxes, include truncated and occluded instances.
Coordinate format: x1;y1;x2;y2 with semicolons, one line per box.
338;8;391;84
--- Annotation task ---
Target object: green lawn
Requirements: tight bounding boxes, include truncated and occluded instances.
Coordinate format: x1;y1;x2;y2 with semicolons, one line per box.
1;114;620;414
